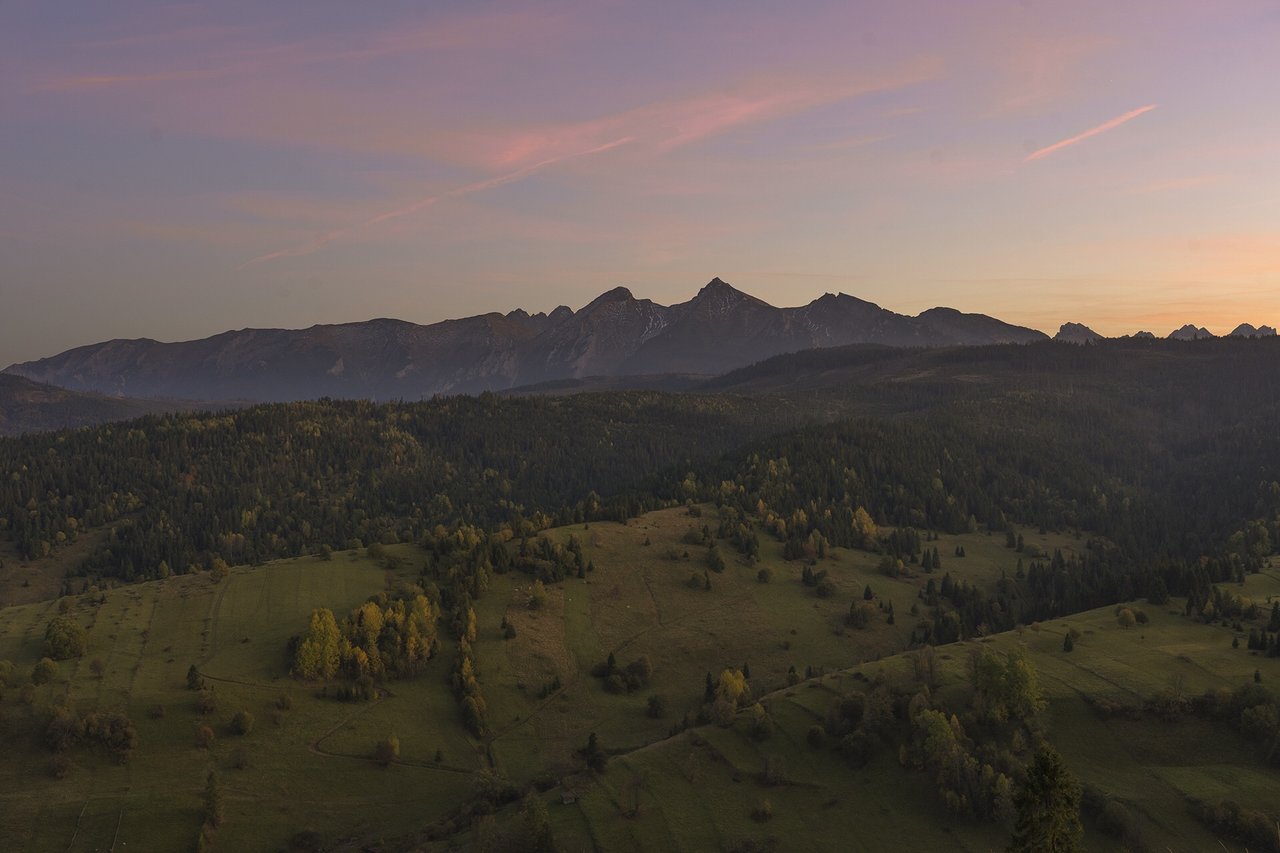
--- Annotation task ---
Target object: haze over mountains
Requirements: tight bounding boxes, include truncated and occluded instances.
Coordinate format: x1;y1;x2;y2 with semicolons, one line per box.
4;279;1048;402
0;374;192;437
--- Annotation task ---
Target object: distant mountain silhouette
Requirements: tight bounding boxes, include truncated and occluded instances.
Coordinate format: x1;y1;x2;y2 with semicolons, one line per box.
4;277;1050;402
1054;323;1103;344
1168;324;1215;341
1229;323;1277;338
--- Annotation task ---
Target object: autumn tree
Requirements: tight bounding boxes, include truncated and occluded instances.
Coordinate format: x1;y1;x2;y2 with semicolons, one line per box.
852;506;878;548
294;608;341;680
972;648;1045;723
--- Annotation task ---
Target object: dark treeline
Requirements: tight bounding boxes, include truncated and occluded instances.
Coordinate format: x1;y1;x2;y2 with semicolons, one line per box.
701;385;1280;632
0;393;806;580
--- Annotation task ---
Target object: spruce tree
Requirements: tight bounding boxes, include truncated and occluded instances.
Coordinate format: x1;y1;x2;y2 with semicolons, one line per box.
1008;747;1081;853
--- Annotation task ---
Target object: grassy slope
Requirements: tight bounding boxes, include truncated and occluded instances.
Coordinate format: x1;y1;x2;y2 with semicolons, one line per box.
0;546;480;853
473;507;1074;782
538;565;1280;852
4;505;1275;852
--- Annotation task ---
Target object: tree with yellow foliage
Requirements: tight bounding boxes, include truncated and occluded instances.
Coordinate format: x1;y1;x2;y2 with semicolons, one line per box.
294;608;341;680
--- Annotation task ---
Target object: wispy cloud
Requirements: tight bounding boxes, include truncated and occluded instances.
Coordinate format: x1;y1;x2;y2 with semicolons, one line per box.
1024;104;1158;162
237;137;635;269
236;58;939;267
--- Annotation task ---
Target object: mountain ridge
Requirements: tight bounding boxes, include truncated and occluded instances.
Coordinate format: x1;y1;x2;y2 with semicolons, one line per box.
2;277;1054;402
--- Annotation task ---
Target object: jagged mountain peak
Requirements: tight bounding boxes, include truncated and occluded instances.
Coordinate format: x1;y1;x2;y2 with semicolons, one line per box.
810;291;883;310
1229;323;1276;338
686;277;759;309
1168;324;1214;341
1054;322;1103;344
590;285;636;304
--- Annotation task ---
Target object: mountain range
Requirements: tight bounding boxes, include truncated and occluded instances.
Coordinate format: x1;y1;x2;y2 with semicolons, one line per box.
1051;321;1276;344
3;278;1048;402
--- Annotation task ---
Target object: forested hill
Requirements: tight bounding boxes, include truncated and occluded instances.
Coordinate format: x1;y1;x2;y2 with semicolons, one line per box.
2;336;1280;610
704;336;1280;411
0;394;813;580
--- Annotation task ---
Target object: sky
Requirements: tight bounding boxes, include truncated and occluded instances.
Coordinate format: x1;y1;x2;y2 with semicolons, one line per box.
2;0;1279;365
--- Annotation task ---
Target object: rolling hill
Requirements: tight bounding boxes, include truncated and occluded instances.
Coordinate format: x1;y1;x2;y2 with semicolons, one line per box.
0;374;191;436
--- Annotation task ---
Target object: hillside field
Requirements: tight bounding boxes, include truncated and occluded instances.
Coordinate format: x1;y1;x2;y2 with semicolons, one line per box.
2;505;1276;852
532;566;1280;852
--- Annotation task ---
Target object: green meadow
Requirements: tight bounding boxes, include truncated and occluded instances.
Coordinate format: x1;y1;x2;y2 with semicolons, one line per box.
1;505;1276;851
0;546;479;853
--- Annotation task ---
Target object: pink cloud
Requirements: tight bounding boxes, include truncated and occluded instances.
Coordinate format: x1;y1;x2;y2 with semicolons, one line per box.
1024;104;1158;162
424;58;941;172
237;137;636;269
235;58;940;267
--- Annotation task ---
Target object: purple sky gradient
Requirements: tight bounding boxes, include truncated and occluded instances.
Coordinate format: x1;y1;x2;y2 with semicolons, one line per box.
3;0;1278;364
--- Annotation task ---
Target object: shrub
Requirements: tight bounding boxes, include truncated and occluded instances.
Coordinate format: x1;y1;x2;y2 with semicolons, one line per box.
751;798;773;822
44;616;88;660
373;734;400;767
195;725;215;749
195;689;217;715
31;657;59;685
229;710;255;735
646;694;667;719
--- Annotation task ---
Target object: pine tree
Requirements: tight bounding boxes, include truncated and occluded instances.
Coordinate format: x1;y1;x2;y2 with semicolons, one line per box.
1062;633;1073;652
1008;747;1081;853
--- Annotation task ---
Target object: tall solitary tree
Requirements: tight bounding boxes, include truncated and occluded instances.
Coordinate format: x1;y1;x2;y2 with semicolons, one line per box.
203;770;224;830
1008;746;1082;853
